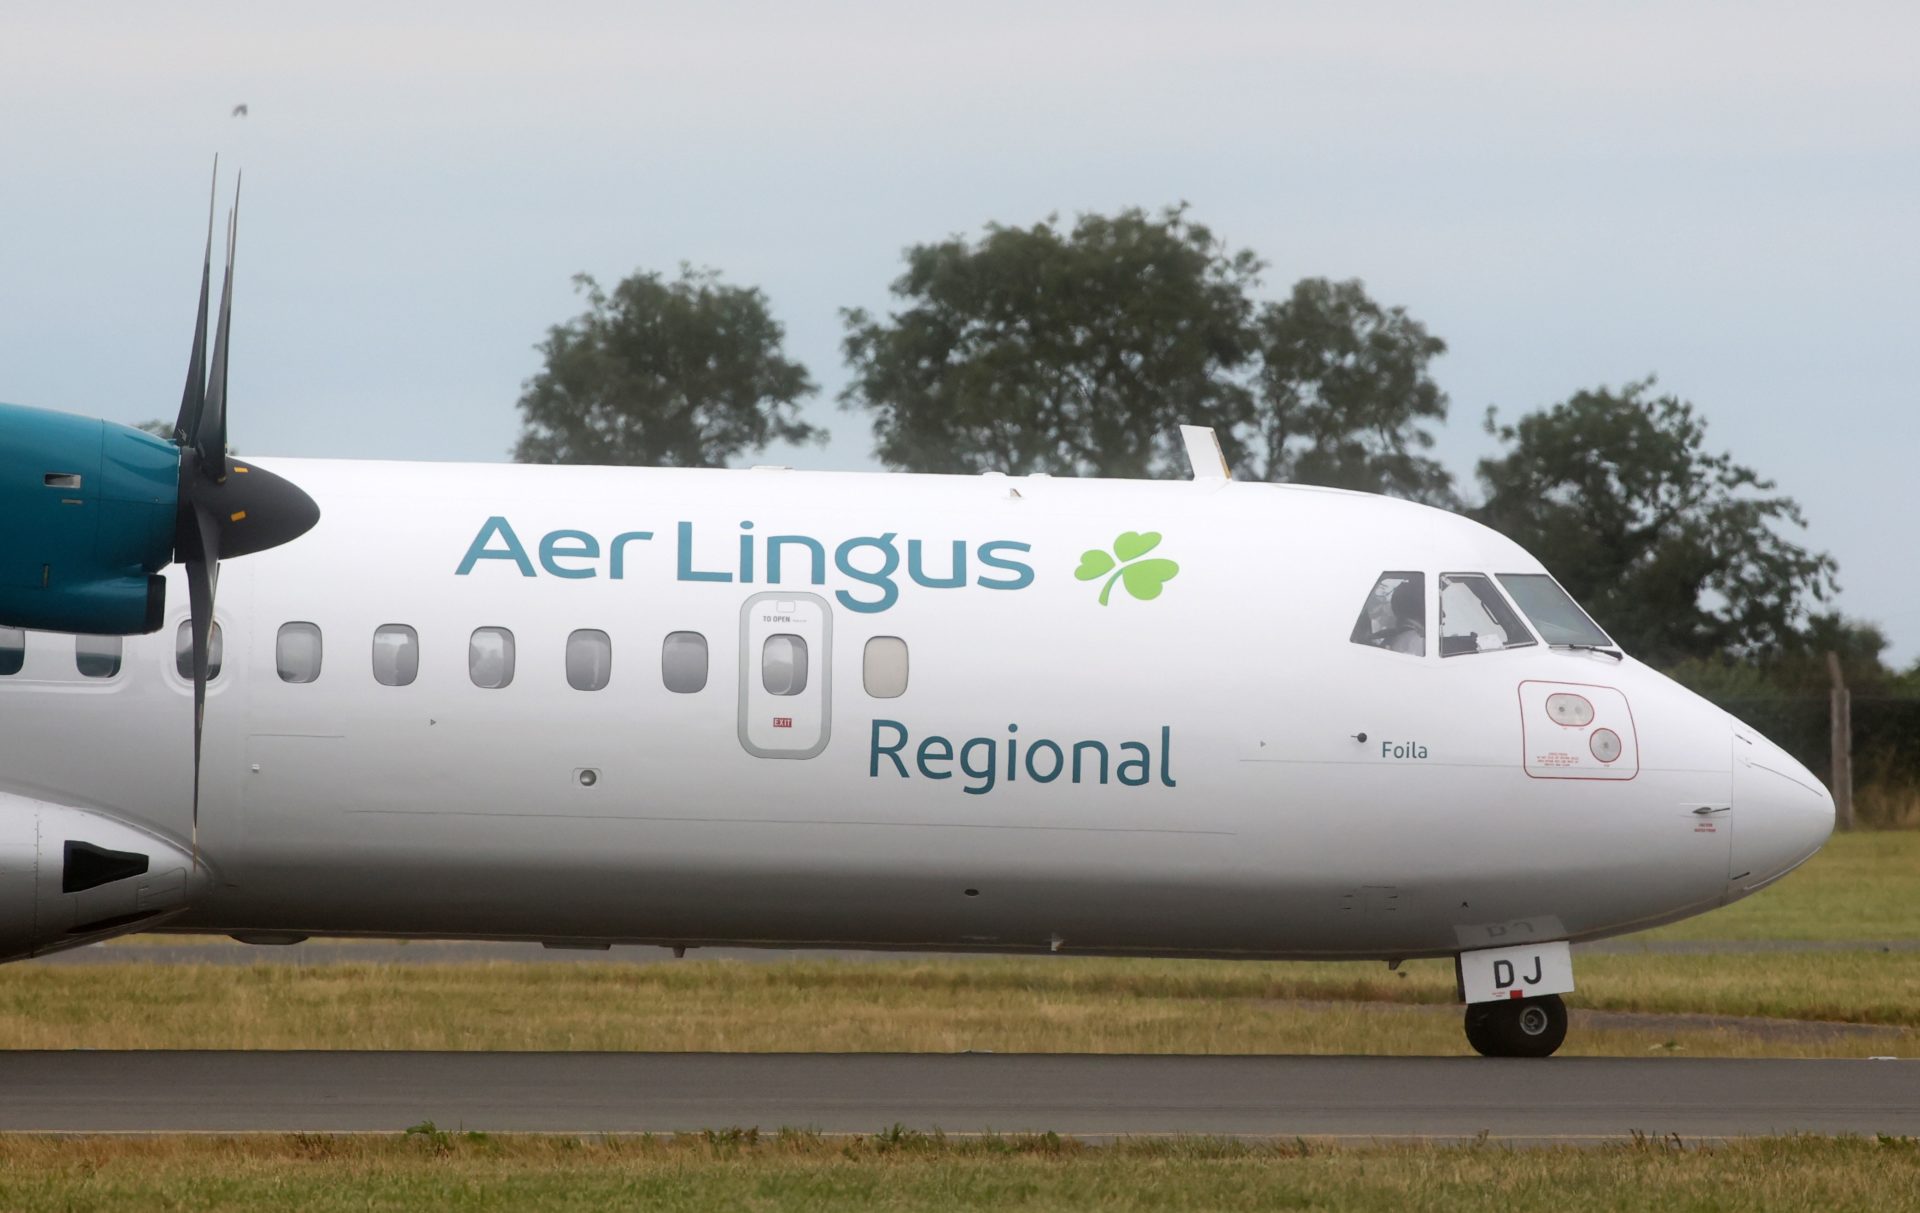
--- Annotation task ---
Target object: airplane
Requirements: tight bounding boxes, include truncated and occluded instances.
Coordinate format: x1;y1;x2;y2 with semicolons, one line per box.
0;179;1835;1059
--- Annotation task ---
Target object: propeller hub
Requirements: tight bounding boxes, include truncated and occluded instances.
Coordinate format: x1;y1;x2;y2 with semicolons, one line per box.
175;451;320;564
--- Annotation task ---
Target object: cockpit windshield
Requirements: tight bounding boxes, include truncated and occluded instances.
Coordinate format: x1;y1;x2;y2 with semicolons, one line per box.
1351;571;1426;656
1439;573;1535;656
1497;574;1614;648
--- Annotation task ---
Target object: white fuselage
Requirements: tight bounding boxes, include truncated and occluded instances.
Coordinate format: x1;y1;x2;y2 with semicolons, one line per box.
0;459;1835;960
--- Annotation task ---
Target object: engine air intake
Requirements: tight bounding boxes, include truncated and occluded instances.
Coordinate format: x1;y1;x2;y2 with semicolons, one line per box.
61;841;151;894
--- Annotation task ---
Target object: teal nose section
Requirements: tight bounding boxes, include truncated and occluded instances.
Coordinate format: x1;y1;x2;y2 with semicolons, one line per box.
0;403;179;634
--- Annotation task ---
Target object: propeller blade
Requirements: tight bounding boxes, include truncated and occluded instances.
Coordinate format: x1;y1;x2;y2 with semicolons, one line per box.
195;176;239;479
167;167;319;871
182;495;221;865
174;159;217;444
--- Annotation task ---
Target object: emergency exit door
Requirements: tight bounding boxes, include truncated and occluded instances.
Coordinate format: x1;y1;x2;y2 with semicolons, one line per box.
738;591;832;758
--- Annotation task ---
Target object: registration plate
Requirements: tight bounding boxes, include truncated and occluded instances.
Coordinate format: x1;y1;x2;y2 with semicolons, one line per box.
1457;940;1575;1004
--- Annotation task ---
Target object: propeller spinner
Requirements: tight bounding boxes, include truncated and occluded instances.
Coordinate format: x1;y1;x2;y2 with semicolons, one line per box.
172;164;320;860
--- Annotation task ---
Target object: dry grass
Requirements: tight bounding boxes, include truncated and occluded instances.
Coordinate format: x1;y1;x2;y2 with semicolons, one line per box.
0;1131;1915;1212
1859;781;1920;829
2;951;1913;1056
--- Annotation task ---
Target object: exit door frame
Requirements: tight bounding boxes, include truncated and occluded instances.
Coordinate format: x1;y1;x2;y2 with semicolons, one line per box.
737;591;833;759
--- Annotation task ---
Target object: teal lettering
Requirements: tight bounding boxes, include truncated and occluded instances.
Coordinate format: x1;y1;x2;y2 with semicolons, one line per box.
1072;740;1110;784
767;535;827;585
907;539;967;588
539;529;600;579
959;737;997;795
865;724;1170;794
916;735;954;779
975;540;1034;590
608;531;653;579
677;521;733;582
456;516;535;577
871;719;909;777
835;534;900;613
1025;739;1064;783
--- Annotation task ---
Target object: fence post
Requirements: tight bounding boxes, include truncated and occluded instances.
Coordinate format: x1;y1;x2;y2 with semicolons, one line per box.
1827;651;1854;830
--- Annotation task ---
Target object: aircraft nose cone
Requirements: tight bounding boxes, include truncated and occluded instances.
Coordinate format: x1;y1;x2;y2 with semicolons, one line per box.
1730;730;1835;892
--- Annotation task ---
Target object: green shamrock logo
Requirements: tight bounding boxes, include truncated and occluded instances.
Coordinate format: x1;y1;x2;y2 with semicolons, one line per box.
1075;531;1180;605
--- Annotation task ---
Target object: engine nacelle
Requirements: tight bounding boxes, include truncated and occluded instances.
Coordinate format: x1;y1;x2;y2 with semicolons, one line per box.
0;402;179;635
0;791;205;962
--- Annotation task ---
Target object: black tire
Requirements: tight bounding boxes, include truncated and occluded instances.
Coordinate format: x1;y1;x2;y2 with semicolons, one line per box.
1464;994;1568;1058
1462;1002;1504;1055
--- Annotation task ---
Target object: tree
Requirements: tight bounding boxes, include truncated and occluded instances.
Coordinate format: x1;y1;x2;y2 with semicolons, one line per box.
1667;613;1892;699
1474;381;1837;665
841;207;1455;497
1246;278;1454;505
840;206;1262;478
514;267;820;467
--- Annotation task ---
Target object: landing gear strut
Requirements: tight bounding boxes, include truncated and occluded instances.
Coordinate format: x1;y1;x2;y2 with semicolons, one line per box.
1464;993;1567;1058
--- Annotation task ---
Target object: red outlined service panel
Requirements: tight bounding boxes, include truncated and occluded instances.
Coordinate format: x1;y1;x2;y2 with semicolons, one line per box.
1518;680;1639;781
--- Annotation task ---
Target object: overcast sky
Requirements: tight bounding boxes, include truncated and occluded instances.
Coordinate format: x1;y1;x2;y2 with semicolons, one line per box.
2;2;1914;659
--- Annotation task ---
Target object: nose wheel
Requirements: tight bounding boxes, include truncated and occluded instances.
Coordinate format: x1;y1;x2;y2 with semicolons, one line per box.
1464;993;1568;1057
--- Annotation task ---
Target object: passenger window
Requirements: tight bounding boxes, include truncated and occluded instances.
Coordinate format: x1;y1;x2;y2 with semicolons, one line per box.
372;624;419;687
469;627;515;689
173;621;225;681
1439;573;1535;656
0;627;23;676
762;634;808;696
76;635;124;679
1497;574;1614;648
1349;572;1425;656
277;622;323;683
566;629;612;691
863;636;909;698
662;631;708;693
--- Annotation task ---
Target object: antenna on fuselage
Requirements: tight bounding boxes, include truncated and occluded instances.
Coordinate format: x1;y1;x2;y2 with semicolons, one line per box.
1180;425;1232;481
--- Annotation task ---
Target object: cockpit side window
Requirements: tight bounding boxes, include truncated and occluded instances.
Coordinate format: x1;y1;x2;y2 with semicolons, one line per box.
1439;573;1535;656
1497;573;1614;648
1350;571;1426;657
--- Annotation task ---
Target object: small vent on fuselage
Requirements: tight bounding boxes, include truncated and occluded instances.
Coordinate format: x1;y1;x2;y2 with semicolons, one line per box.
62;840;150;893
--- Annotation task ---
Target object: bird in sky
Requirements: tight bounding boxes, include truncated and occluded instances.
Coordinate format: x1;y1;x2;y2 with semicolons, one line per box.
231;104;249;118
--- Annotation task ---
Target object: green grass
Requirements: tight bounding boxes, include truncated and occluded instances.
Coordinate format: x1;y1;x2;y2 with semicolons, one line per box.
1638;831;1920;941
0;1131;1916;1212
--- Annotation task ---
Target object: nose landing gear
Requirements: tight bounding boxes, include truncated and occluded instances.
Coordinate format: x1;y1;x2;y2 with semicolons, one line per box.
1464;993;1568;1057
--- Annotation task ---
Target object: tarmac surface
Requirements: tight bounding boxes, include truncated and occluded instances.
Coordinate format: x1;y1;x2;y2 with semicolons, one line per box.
0;1052;1913;1139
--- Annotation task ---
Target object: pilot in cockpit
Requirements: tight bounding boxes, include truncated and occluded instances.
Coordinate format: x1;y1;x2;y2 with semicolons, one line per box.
1385;579;1425;656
